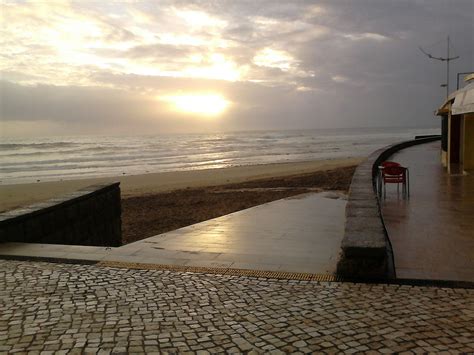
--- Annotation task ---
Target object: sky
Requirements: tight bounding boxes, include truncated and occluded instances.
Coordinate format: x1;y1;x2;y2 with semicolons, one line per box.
0;0;473;137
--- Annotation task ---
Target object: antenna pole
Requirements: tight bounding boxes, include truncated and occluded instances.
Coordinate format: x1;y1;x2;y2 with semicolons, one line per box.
447;35;450;98
419;36;460;99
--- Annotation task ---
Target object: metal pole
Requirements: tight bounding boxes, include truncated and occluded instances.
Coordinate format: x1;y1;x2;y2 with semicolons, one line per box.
447;36;450;98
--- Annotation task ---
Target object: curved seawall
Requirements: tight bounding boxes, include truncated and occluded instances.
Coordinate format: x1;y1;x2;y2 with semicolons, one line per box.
337;136;441;279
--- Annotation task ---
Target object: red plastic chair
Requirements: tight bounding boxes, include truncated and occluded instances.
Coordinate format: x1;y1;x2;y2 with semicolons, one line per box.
377;161;402;196
381;161;401;168
381;165;409;198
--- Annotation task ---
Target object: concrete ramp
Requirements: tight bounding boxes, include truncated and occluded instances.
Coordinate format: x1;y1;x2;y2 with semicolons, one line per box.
0;192;347;275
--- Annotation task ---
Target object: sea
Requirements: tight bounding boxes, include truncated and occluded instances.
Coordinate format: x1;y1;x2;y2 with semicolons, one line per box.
0;127;440;185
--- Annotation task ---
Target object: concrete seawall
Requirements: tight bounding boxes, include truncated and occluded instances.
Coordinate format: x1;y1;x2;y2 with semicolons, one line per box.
0;183;122;247
337;136;441;279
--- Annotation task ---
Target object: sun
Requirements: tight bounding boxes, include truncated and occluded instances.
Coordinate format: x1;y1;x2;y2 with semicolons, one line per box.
160;93;230;117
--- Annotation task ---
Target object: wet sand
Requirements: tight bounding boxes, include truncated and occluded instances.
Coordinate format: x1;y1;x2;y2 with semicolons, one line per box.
121;165;357;244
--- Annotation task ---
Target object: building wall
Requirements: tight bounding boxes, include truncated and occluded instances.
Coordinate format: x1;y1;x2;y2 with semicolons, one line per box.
441;116;449;166
463;114;474;171
441;151;448;167
441;117;448;167
0;183;122;247
449;115;462;166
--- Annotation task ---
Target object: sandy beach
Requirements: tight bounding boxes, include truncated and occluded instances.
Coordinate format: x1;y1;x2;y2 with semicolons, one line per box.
0;158;361;244
0;158;362;212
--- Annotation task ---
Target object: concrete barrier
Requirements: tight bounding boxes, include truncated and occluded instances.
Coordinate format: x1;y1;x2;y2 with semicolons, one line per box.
337;136;441;279
0;182;122;247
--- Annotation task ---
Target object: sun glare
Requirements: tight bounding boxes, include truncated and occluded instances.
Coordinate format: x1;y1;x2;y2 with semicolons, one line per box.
160;94;230;117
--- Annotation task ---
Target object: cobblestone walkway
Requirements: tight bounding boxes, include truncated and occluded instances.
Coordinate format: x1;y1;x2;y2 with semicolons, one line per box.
1;260;473;354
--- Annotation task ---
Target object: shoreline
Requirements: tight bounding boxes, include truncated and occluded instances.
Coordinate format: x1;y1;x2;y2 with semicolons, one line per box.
0;157;363;212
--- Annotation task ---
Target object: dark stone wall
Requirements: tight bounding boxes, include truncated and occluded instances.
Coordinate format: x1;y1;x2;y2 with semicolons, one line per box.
0;183;122;247
337;136;441;280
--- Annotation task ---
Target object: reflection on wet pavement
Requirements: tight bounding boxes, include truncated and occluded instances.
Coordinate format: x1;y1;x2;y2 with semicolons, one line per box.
382;142;474;282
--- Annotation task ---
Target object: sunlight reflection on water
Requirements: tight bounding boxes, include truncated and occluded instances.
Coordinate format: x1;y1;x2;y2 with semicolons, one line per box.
0;127;440;184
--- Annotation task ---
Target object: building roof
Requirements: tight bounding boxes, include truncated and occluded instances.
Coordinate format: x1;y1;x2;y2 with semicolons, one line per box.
452;82;474;115
436;81;474;116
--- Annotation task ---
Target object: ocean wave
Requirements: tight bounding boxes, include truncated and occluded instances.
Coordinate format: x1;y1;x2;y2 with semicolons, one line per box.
0;128;440;184
0;142;80;150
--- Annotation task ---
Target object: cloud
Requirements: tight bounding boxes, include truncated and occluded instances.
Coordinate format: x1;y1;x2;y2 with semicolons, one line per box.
119;43;194;59
343;32;390;41
331;75;349;83
0;80;158;123
1;0;473;136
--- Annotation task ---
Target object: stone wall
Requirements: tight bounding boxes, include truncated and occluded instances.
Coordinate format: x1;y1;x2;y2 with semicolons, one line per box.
0;183;121;247
337;136;441;280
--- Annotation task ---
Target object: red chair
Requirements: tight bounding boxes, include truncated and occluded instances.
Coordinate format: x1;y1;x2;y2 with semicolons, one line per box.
381;165;409;198
381;161;401;168
377;161;402;196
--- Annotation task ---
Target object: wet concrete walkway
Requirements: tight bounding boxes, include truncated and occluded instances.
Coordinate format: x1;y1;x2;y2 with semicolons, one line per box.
0;192;346;275
381;141;474;282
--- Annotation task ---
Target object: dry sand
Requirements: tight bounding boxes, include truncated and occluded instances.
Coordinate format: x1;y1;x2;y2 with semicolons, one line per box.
0;158;363;212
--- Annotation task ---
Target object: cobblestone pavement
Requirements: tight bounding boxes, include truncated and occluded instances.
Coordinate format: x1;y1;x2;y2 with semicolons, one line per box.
1;260;474;354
